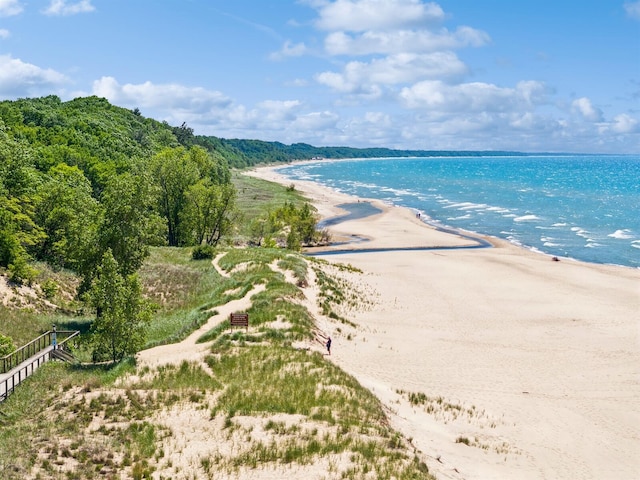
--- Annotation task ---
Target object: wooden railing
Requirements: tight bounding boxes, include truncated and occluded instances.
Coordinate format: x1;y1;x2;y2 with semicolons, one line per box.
0;348;52;402
1;330;79;374
0;330;80;403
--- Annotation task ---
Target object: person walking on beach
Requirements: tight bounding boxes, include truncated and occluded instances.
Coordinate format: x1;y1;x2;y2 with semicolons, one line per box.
326;336;332;355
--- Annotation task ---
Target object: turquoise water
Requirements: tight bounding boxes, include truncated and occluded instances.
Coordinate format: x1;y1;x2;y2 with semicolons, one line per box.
276;155;640;268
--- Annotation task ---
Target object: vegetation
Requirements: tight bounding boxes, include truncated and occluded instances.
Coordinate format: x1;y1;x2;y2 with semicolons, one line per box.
0;245;434;479
220;138;526;168
0;95;442;478
86;250;152;362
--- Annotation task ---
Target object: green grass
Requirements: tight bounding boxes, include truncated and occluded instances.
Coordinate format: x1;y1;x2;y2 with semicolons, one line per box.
139;247;224;347
0;359;138;479
232;171;308;231
208;346;384;425
137;360;222;392
0;176;436;479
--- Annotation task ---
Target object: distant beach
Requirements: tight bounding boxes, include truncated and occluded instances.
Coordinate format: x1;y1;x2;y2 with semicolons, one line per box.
245;165;640;480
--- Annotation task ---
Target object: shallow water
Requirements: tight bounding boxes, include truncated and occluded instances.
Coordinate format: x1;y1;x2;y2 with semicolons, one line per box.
277;155;640;268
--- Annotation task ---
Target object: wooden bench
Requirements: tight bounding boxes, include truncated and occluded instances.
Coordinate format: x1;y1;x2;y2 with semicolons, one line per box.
229;313;249;330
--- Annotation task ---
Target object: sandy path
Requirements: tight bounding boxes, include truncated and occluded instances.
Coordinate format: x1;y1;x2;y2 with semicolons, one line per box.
136;282;266;370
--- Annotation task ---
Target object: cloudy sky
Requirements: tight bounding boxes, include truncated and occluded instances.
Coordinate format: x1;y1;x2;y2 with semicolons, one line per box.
1;0;639;153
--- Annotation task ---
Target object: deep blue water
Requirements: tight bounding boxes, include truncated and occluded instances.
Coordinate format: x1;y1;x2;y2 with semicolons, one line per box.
276;155;640;268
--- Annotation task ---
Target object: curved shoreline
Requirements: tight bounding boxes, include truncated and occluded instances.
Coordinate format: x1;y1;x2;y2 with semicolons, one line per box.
310;202;492;255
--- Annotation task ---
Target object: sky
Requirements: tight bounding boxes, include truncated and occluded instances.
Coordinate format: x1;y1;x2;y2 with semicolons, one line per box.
0;0;639;153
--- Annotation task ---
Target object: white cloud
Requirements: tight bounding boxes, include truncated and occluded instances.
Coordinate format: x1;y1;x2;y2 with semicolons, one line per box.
610;113;638;133
0;28;10;38
292;111;340;130
293;1;490;111
92;76;232;113
315;0;444;32
399;79;550;112
0;0;22;16
0;54;68;97
325;26;489;55
42;0;94;16
89;76;338;143
270;41;308;60
317;52;467;94
571;97;603;122
255;99;303;122
624;1;640;20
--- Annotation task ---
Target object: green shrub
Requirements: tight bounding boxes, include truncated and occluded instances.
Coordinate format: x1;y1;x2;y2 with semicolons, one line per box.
41;279;58;299
0;333;16;357
191;245;215;260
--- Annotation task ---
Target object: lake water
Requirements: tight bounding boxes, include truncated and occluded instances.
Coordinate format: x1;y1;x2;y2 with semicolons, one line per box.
276;155;640;268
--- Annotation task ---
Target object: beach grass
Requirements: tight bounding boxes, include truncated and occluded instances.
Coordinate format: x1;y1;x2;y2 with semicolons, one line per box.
0;175;436;479
0;245;435;479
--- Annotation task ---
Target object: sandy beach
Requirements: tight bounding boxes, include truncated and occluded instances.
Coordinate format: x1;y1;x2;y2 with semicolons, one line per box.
246;165;640;480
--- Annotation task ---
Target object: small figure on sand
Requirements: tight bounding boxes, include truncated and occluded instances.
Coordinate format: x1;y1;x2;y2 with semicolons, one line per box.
314;330;332;355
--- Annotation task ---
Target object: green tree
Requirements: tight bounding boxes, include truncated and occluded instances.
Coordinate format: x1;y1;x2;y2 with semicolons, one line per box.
265;201;321;250
150;147;200;246
88;250;152;363
172;121;195;147
0;192;43;284
0;333;16;357
35;163;101;269
98;171;165;276
0;120;44;282
295;202;318;245
182;180;238;246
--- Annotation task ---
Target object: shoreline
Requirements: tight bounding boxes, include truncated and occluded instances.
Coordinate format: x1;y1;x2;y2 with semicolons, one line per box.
244;165;640;480
258;159;639;270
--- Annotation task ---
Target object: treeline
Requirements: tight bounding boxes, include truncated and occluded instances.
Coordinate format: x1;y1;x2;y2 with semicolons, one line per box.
219;138;526;167
0;96;237;287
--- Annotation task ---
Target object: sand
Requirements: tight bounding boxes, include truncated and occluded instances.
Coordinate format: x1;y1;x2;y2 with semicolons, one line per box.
245;165;640;480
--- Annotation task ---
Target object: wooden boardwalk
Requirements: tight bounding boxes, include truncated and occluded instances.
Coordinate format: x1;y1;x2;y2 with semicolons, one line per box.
0;345;55;401
0;330;79;402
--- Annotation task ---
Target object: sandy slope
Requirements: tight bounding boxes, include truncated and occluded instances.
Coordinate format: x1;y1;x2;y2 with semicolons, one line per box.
246;165;640;480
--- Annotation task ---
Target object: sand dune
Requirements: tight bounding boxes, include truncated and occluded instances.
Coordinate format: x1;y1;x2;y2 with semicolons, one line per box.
246;165;640;480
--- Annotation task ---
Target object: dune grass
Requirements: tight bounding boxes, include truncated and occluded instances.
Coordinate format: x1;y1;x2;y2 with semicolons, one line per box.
0;174;435;479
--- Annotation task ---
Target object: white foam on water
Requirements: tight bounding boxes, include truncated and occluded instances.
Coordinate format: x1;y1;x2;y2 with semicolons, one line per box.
543;242;563;247
514;214;541;222
607;229;634;240
486;206;511;213
571;227;591;239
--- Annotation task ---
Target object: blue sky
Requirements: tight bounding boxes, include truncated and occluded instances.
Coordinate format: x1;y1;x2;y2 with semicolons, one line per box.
1;0;639;153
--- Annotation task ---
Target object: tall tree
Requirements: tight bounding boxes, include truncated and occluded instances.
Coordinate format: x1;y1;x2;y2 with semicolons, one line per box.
35;163;100;269
92;171;165;281
0;129;44;282
182;180;238;246
88;250;152;363
150;147;200;246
